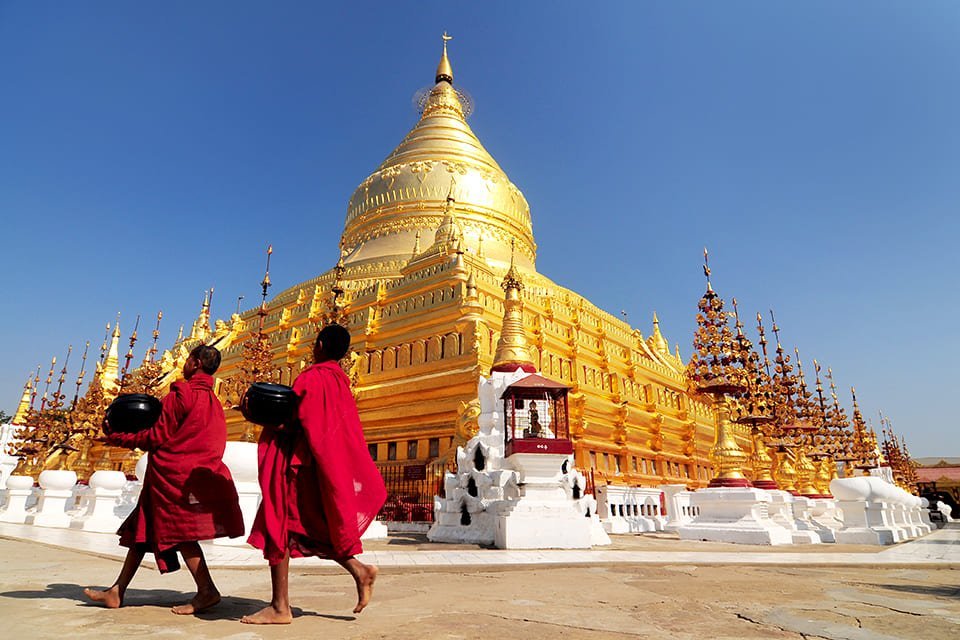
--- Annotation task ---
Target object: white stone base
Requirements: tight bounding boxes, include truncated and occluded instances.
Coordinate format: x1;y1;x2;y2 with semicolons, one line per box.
806;498;842;543
0;475;34;524
830;477;923;546
361;520;389;540
70;470;127;533
660;484;698;531
495;500;593;549
28;470;77;529
493;452;593;549
214;442;261;546
764;491;820;544
678;487;793;545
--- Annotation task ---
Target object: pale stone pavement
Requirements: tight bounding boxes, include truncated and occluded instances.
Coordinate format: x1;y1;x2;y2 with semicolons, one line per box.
0;523;957;639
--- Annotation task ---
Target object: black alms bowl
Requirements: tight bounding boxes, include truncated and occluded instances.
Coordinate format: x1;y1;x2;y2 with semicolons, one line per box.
106;393;162;433
242;382;298;428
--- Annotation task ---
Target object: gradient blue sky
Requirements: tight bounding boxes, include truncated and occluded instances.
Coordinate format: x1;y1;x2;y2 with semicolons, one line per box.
1;2;956;456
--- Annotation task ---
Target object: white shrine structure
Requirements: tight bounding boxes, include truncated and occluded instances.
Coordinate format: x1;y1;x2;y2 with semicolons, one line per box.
428;368;609;548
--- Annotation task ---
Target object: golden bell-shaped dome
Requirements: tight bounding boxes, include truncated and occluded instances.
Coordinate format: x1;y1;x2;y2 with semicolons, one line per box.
341;38;535;273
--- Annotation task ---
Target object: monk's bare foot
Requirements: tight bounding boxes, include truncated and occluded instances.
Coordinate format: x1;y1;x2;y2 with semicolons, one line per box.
240;604;293;625
83;586;123;609
171;589;221;615
352;563;378;613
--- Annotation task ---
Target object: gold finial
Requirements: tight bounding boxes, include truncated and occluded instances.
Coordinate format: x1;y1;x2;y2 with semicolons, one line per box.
261;245;273;296
412;229;421;258
119;315;141;390
144;311;162;364
702;247;713;293
99;322;111;365
649;311;668;355
72;341;90;409
30;364;41;410
436;31;454;84
40;355;57;411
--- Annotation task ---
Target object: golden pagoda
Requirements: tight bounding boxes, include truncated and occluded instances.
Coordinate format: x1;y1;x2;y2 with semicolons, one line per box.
65;36;719;488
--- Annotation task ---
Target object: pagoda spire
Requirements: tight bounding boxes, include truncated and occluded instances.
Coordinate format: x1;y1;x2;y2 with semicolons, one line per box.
647;311;668;356
191;289;213;341
102;317;122;399
491;241;535;373
436;31;454;84
13;374;32;424
686;250;752;487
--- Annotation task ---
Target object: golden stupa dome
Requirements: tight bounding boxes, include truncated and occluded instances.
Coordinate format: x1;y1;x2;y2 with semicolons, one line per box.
341;37;535;273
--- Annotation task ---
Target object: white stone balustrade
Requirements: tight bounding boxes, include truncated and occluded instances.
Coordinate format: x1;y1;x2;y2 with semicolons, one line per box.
660;483;696;531
830;476;930;545
595;485;664;533
0;475;35;523
28;469;77;528
71;470;127;533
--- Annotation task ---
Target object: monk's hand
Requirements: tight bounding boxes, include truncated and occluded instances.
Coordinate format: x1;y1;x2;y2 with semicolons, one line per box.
101;417;112;436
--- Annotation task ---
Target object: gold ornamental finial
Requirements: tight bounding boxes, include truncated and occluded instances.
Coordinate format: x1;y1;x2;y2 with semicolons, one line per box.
99;322;111;366
31;364;41;410
702;247;713;293
72;341;90;410
144;311;162;364
436;31;454;84
119;315;141;391
261;245;273;299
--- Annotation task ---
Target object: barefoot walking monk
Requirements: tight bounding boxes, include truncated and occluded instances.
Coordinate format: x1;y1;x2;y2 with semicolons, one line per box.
84;345;244;614
242;324;386;624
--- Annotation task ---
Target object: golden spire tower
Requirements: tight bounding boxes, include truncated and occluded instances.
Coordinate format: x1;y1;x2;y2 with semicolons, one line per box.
491;242;536;373
13;374;33;424
102;317;122;399
190;289;213;341
686;249;751;487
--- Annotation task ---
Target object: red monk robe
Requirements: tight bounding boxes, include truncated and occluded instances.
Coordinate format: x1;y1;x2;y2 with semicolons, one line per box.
107;371;244;573
248;360;386;564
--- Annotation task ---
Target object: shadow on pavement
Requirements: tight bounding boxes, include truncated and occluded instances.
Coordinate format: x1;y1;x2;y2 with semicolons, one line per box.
872;583;960;599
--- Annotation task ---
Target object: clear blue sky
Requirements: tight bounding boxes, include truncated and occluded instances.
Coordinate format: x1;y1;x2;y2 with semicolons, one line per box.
1;2;957;456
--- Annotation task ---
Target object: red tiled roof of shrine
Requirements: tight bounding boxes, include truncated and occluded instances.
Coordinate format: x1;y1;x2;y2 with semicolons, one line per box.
916;465;960;483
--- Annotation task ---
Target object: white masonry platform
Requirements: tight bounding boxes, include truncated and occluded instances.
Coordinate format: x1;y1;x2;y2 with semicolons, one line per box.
678;487;794;545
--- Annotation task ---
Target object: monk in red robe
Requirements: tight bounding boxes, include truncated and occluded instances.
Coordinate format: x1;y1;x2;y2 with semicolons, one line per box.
242;324;386;624
84;345;244;614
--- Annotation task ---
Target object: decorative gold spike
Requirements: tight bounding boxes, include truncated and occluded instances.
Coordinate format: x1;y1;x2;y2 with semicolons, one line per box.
436;31;454;84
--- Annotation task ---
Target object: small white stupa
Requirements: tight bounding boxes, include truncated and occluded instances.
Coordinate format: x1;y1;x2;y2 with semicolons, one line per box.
428;253;608;549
